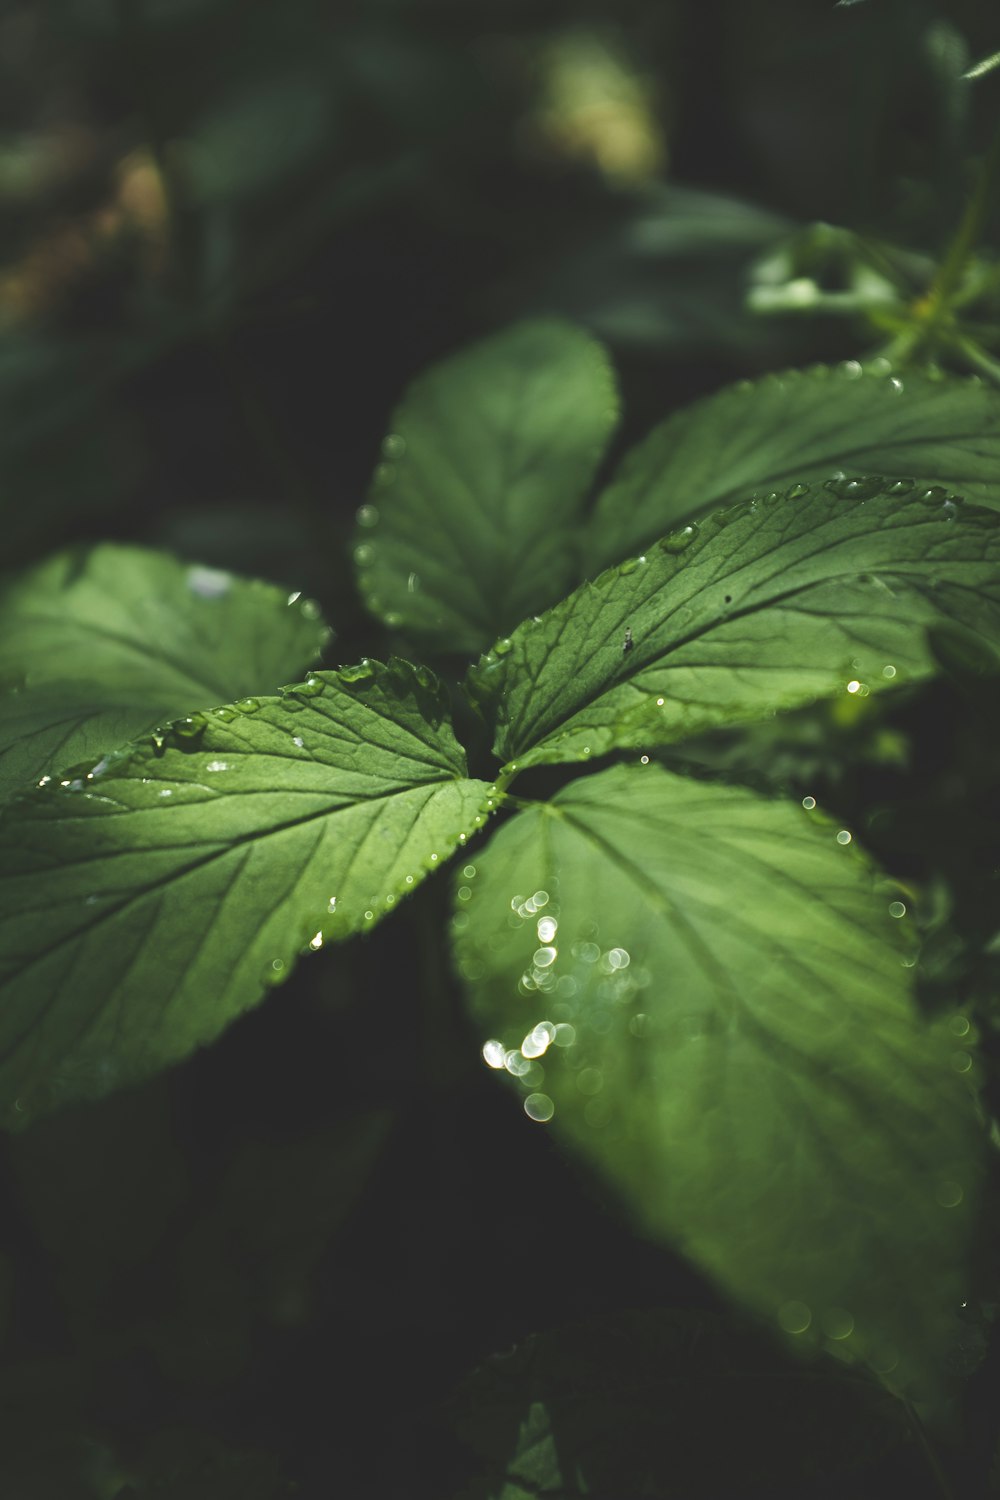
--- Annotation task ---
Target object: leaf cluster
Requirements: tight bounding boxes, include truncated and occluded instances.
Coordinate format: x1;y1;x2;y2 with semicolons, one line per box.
2;321;998;1434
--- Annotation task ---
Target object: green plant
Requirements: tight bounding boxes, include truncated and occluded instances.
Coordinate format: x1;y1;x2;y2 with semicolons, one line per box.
2;308;999;1450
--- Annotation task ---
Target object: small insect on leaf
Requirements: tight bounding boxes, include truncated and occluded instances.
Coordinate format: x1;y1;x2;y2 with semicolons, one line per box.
622;626;634;655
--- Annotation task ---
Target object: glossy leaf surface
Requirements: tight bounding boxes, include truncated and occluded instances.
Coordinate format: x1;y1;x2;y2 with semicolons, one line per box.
0;661;490;1126
354;320;618;653
0;544;330;799
453;764;979;1399
470;482;1000;772
585;363;1000;573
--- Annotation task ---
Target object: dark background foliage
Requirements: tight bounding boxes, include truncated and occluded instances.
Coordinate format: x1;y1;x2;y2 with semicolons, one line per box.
2;1;1000;1494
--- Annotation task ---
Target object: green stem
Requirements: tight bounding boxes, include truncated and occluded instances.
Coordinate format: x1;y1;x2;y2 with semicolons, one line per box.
924;121;1000;320
954;335;1000;385
494;761;521;794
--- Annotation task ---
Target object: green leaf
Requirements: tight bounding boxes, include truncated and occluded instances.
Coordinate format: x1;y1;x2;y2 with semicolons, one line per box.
0;544;330;800
471;481;1000;772
354;320;619;654
0;660;490;1126
448;1310;911;1500
584;363;1000;574
453;764;980;1400
526;183;793;359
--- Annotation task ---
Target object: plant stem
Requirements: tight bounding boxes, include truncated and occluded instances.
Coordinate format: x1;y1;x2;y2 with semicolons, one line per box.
923;120;1000;321
954;336;1000;385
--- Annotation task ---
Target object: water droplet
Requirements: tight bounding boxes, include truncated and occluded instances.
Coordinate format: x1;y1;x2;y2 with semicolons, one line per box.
537;917;558;942
407;572;420;593
173;715;205;740
802;795;817;810
374;463;395;487
822;1308;855;1340
187;565;232;598
639;755;650;765
778;1300;812;1334
618;556;641;575
212;707;236;723
881;664;897;679
292;736;305;749
205;760;230;773
300;598;322;621
493;637;513;657
656;697;665;707
534;946;557;968
482;1039;506;1069
888;377;904;393
919;485;948;505
584;1098;611;1128
868;355;892;376
364;909;374;922
840;475;884;500
660;523;699;554
309;931;323;951
836;830;852;845
382;433;406;459
888;901;906;918
524;1093;555;1123
233;697;260;714
838;360;863;381
354;543;375;566
463;865;476;879
327;896;337;913
606;947;630;969
867;1342;899;1375
952;1051;972;1073
521;1025;553;1060
356;504;379;528
338;661;375;684
949;1015;970;1037
846;680;861;694
936;1181;964;1208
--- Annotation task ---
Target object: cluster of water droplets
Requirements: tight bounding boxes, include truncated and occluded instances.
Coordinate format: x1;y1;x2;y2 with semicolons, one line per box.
352;433;409;624
469;872;662;1130
818;472;965;518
